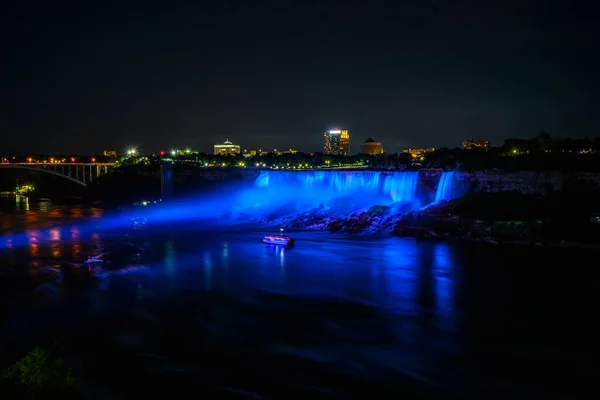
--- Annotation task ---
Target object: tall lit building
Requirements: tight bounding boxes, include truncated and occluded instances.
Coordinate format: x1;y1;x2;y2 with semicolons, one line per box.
360;138;383;155
324;128;350;155
214;139;241;156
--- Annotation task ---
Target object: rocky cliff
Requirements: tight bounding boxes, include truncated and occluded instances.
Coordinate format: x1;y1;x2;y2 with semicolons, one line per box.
458;171;600;194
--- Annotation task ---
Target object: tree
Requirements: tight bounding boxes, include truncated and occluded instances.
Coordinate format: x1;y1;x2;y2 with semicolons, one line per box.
1;348;76;399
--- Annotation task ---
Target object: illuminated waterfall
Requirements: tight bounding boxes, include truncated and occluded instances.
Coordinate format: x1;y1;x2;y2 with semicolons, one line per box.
252;170;420;209
104;170;425;228
434;172;456;203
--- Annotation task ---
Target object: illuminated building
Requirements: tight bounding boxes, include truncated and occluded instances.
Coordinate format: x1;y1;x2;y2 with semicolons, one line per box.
360;138;383;155
402;147;435;160
214;139;241;156
273;149;298;156
103;150;117;157
463;138;491;150
243;149;258;158
324;129;350;155
171;148;198;156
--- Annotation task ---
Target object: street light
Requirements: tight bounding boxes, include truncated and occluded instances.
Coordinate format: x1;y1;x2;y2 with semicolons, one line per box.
126;147;138;157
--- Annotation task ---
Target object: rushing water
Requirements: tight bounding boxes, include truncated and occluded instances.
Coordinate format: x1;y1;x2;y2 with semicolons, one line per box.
435;172;456;203
252;170;421;210
1;197;599;398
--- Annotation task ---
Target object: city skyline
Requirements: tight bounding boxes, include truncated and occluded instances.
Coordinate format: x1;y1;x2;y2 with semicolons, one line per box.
3;2;599;155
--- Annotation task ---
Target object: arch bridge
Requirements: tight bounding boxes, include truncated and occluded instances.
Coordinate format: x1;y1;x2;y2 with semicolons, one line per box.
0;163;115;187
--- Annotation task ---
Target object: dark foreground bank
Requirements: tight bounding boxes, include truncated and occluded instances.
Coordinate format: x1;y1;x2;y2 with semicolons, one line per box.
3;285;593;400
0;289;461;399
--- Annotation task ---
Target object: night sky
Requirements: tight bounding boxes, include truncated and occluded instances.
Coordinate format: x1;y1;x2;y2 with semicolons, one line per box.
2;1;599;155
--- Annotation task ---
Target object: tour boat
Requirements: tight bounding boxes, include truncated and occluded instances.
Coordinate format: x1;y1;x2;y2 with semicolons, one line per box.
263;229;294;246
84;254;105;263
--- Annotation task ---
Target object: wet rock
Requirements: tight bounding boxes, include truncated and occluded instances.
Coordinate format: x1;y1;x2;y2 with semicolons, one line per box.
328;218;345;232
327;205;392;234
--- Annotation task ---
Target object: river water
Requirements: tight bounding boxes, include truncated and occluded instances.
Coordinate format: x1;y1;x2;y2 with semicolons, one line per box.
0;196;598;399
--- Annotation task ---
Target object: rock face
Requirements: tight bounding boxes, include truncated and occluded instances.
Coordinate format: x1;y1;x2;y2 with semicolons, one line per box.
392;204;462;238
257;204;405;235
328;206;391;234
248;170;600;236
459;171;600;194
258;205;334;230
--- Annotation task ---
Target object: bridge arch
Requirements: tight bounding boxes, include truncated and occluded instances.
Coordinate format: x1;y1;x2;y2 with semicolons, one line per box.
0;165;88;187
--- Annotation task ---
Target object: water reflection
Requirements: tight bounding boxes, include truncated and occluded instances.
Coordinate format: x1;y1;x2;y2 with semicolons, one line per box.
260;244;287;287
16;196;30;211
222;242;229;271
434;244;457;331
416;241;436;318
165;240;175;277
49;227;61;242
50;244;61;258
203;251;213;290
90;207;103;219
39;201;49;213
70;226;80;240
72;242;81;259
27;230;40;257
71;207;83;218
28;242;39;258
49;207;61;218
278;245;285;275
90;233;102;249
383;240;419;315
1;202;462;332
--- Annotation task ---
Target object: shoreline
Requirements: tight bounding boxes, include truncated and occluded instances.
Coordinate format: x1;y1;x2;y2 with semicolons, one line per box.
256;222;600;251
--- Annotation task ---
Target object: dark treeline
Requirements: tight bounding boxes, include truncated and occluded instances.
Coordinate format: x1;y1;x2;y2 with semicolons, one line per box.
161;132;600;172
450;178;600;222
86;164;161;207
3;132;600;172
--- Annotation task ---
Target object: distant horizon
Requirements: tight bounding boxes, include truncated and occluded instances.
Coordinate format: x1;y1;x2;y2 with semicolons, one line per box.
2;132;599;158
5;127;600;157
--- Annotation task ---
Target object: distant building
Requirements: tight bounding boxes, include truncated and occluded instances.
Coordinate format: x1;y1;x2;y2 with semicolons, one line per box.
273;149;298;156
360;138;384;155
172;149;198;156
324;129;350;155
103;150;117;157
243;149;258;158
214;139;241;156
403;147;435;160
463;138;491;150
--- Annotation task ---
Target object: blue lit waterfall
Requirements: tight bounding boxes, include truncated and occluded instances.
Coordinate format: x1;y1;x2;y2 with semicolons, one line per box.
246;170;421;214
101;169;468;228
434;172;456;203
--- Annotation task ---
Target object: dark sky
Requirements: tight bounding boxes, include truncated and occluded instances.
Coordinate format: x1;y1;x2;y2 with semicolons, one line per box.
2;0;599;155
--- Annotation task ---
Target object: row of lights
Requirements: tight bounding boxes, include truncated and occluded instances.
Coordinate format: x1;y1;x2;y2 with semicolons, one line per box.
24;157;96;163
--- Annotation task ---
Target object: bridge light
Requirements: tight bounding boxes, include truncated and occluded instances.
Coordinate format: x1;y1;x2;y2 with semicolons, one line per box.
71;157;75;162
91;158;96;162
27;157;32;163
